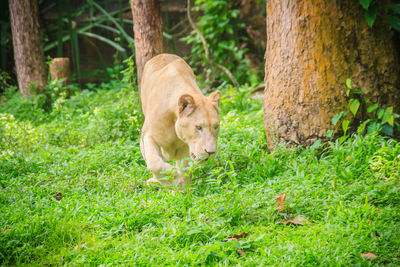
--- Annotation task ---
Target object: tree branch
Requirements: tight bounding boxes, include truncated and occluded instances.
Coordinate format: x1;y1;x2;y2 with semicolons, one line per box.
186;0;239;87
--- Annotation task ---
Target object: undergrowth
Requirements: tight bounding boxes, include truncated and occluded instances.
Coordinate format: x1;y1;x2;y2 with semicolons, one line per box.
0;77;399;265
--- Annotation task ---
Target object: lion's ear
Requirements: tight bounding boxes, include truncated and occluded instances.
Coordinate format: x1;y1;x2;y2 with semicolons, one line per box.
209;90;221;111
178;94;196;116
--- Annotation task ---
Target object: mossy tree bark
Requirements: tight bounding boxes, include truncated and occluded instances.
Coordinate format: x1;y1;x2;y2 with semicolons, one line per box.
130;0;164;85
264;0;399;149
9;0;47;97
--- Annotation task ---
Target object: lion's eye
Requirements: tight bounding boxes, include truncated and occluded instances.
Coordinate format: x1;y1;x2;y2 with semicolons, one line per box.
196;125;203;131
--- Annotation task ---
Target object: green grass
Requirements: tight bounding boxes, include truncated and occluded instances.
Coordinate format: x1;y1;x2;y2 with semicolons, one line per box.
1;81;400;266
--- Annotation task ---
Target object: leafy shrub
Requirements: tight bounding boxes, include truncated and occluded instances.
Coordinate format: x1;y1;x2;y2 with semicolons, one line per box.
327;78;400;140
182;0;259;86
359;0;400;31
0;58;142;152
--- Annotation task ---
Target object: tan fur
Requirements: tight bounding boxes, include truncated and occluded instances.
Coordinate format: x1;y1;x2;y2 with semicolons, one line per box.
140;54;221;187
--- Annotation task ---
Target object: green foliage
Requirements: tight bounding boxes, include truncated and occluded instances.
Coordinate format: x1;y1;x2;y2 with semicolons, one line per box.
359;0;372;10
1;72;400;265
0;71;12;92
364;4;378;27
181;0;259;86
387;3;400;31
359;0;377;27
0;58;140;149
359;0;400;31
1;1;133;82
349;99;360;116
329;78;399;140
41;0;133;81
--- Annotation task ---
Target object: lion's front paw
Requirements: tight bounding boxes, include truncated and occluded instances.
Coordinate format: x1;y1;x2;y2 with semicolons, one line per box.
173;172;191;188
146;177;161;187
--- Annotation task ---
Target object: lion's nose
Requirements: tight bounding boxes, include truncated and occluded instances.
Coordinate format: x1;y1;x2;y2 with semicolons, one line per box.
205;149;216;155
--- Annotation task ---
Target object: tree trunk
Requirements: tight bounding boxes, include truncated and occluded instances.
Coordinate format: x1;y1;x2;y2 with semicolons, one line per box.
130;0;164;85
264;0;399;149
9;0;47;97
49;58;70;86
50;57;71;97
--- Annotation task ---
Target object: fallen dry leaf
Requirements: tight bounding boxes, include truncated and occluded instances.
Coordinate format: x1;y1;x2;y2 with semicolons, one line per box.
275;193;287;212
55;192;63;201
1;227;11;233
237;249;246;256
128;185;143;191
279;216;312;226
361;253;377;259
275;193;286;203
276;202;286;212
224;232;250;242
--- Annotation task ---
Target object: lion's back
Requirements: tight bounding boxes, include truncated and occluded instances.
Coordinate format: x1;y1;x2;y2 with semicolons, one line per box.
140;54;198;116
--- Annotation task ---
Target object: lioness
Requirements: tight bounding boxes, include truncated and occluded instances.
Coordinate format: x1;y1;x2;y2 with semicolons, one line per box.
140;54;221;187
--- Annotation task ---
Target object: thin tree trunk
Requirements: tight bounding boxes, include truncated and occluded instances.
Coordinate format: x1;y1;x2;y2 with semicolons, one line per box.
9;0;47;97
49;58;70;86
264;0;399;149
130;0;164;85
50;57;71;97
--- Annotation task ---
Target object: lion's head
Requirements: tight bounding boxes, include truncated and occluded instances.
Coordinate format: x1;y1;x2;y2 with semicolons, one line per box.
175;91;221;161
